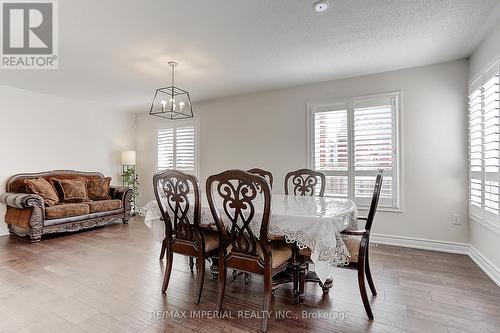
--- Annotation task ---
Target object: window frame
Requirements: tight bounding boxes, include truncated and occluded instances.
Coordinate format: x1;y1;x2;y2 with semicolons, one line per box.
307;91;403;213
156;118;200;179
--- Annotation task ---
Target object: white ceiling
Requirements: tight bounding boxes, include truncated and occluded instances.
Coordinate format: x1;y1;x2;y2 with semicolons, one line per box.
1;0;500;112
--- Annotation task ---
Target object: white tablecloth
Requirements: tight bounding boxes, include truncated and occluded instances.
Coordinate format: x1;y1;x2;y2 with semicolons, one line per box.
140;194;357;282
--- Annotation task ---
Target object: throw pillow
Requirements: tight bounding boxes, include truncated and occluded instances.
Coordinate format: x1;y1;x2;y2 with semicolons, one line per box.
24;178;59;206
87;177;112;200
53;178;90;203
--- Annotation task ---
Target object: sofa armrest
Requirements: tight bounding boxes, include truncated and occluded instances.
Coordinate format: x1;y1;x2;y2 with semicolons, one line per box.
0;192;45;241
110;186;133;214
0;192;45;211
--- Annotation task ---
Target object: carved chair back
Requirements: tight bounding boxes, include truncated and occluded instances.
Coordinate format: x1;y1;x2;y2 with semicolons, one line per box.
153;169;201;244
284;168;326;197
206;170;272;268
247;168;273;189
365;170;384;232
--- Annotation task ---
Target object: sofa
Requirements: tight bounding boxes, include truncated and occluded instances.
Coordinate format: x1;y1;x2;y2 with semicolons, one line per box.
0;170;132;242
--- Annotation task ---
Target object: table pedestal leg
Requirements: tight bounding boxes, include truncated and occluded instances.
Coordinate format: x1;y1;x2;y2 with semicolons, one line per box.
210;256;219;279
319;278;333;294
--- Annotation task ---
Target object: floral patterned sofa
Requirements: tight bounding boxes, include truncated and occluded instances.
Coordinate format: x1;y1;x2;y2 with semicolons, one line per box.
0;170;132;242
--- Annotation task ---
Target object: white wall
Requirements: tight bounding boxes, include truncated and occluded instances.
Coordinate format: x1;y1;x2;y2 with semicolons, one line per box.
468;20;500;273
0;86;135;236
136;59;469;244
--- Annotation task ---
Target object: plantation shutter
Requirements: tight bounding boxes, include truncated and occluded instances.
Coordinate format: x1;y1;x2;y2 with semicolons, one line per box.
483;67;500;217
353;97;396;207
469;63;500;224
157;128;174;170
157;123;197;175
309;92;400;209
312;106;349;197
175;126;196;172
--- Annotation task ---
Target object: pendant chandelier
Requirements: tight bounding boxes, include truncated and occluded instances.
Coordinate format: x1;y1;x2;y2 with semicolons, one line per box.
149;61;194;120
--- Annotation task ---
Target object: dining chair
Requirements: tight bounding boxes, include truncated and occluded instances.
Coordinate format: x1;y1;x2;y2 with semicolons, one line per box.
232;168;274;284
284;168;329;299
247;168;273;189
206;170;294;333
284;168;326;196
153;169;219;304
338;169;383;320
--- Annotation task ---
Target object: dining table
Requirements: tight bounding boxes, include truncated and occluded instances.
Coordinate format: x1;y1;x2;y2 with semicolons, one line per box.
140;193;358;291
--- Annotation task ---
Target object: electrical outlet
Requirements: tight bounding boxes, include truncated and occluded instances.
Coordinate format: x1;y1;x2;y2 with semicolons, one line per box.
452;214;461;225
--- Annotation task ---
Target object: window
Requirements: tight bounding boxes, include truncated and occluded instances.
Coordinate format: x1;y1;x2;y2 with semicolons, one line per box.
308;92;401;210
157;121;198;176
468;62;500;225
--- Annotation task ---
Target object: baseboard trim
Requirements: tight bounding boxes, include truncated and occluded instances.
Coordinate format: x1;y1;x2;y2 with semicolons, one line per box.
468;245;500;287
370;233;469;254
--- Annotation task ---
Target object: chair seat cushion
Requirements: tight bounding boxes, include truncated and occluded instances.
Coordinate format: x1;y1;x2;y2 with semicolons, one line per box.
45;203;90;220
86;200;122;213
202;230;219;252
342;235;361;263
257;241;292;268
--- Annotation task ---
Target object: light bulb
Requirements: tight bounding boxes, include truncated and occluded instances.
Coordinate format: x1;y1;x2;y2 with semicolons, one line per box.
179;101;185;109
160;100;167;112
169;98;176;111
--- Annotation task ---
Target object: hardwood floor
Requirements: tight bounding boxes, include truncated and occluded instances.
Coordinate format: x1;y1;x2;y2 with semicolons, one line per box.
0;217;499;333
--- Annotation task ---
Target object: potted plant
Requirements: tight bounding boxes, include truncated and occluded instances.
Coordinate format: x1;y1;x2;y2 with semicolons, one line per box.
121;167;140;215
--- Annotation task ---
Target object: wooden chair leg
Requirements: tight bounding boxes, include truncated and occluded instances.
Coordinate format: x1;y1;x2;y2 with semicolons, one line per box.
260;269;272;333
189;257;195;271
358;262;374;320
161;250;173;293
159;238;166;261
244;273;251;285
292;248;299;300
298;257;306;304
216;252;227;313
195;255;205;304
365;246;377;296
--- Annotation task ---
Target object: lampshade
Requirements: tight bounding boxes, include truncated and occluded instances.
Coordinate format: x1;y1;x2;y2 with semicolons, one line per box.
122;151;136;165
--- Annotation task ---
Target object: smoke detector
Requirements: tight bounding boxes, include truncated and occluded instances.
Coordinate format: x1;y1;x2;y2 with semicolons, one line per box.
313;0;328;12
